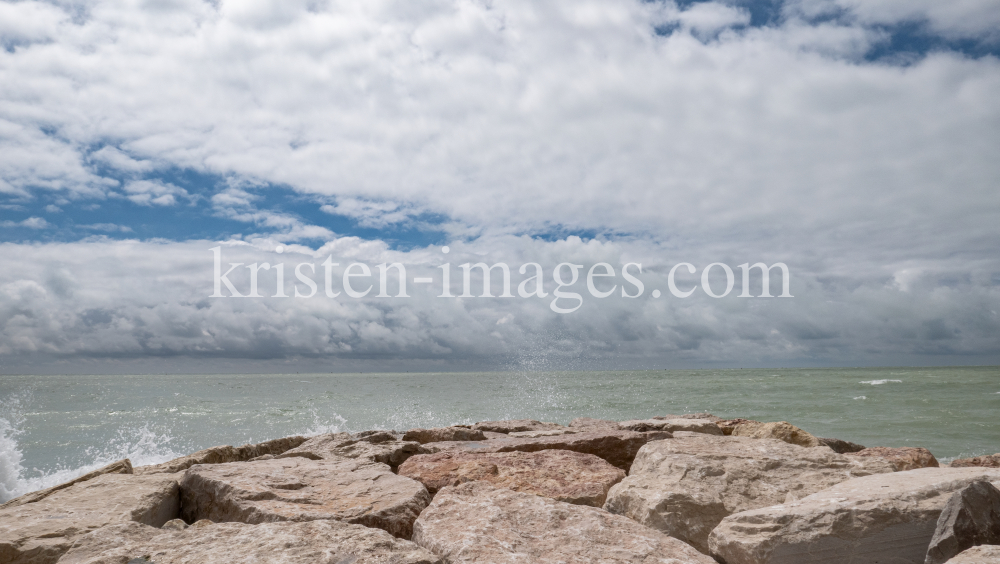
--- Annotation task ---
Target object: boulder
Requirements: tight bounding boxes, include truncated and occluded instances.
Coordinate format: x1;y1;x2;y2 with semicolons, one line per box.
942;545;1000;563
849;446;940;471
398;449;625;506
423;429;670;471
56;520;442;564
180;456;430;539
0;473;180;564
568;417;619;431
708;467;1000;564
717;418;758;435
652;413;722;422
951;454;1000;468
471;419;564;433
926;480;1000;564
412;481;716;564
603;432;895;554
277;432;429;470
508;429;577;438
402;427;486;443
134;436;306;475
730;421;822;447
0;459;133;509
818;437;867;454
618;418;723;435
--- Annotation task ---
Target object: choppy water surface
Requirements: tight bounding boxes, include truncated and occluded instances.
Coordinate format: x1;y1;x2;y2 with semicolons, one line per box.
2;366;998;501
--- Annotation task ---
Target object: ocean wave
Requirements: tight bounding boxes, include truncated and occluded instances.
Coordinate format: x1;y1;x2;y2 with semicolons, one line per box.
859;379;903;385
853;396;867;400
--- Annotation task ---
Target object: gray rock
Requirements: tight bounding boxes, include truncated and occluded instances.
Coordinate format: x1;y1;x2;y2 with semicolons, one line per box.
618;418;723;435
926;481;1000;564
56;520;442;564
603;432;894;554
708;467;1000;564
818;437;866;454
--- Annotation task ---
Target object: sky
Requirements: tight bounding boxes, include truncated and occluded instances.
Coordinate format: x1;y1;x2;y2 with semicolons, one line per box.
0;0;998;374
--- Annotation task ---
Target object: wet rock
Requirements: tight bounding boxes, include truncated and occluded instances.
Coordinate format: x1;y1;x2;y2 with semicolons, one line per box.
56;520;441;564
818;437;867;454
412;481;715;564
180;456;430;539
926;480;1000;564
568;417;619;431
134;436;307;475
708;467;1000;564
951;454;1000;468
424;429;670;471
0;473;180;564
0;459;133;510
603;432;894;554
402;427;486;444
471;419;564;434
849;446;940;471
618;418;723;435
730;420;822;447
942;544;1000;563
398;449;625;506
277;433;430;470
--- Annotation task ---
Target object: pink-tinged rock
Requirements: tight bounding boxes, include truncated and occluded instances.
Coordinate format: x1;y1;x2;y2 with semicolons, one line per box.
848;446;940;471
398;449;625;506
0;473;180;564
471;419;564;433
604;432;894;554
180;456;430;539
423;429;670;471
402;427;486;443
134;436;307;475
277;432;429;470
942;544;1000;563
56;520;442;564
951;454;1000;468
708;467;1000;564
412;481;716;564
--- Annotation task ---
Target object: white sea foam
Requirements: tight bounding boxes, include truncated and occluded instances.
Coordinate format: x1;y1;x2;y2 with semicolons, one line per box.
854;396;867;400
299;410;347;436
859;379;903;385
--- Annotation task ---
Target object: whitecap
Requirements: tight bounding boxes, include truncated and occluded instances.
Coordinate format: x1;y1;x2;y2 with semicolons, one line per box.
859;379;902;385
853;396;867;400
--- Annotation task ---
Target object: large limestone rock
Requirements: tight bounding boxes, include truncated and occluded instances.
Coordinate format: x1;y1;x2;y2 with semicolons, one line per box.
603;432;895;554
278;432;429;470
818;437;867;454
619;418;723;435
0;473;180;564
398;449;625;506
180;456;430;539
412;481;716;564
423;429;670;471
134;436;306;475
57;520;441;564
402;427;486;443
471;419;564;433
942;545;1000;563
568;417;619;431
849;446;940;471
708;467;1000;564
730;421;821;447
926;481;1000;564
952;454;1000;468
717;418;758;435
0;459;133;509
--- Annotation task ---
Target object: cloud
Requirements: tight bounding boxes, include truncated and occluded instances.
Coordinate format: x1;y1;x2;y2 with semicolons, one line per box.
122;180;193;206
1;217;50;229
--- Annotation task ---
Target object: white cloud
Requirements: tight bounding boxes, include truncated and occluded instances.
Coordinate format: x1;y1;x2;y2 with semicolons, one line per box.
122;180;192;206
1;217;50;229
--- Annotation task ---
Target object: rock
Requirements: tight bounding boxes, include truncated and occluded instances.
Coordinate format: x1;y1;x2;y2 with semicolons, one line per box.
730;420;822;447
402;427;486;443
161;519;187;530
424;429;670;471
603;432;895;554
652;413;722;422
717;418;758;435
508;429;577;438
818;437;867;454
618;418;723;435
849;446;940;471
412;481;716;564
926;481;1000;564
180;456;430;539
278;432;430;470
942;545;1000;563
708;467;1000;564
952;454;1000;468
471;419;564;433
56;520;441;564
568;417;619;431
0;473;180;564
0;459;133;509
398;449;625;506
134;436;307;475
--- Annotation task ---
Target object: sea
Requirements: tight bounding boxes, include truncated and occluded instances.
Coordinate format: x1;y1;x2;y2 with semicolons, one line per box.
1;366;998;503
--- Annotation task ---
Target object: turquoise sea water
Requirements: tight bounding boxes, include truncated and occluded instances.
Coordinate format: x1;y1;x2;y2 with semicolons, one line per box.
1;366;998;502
